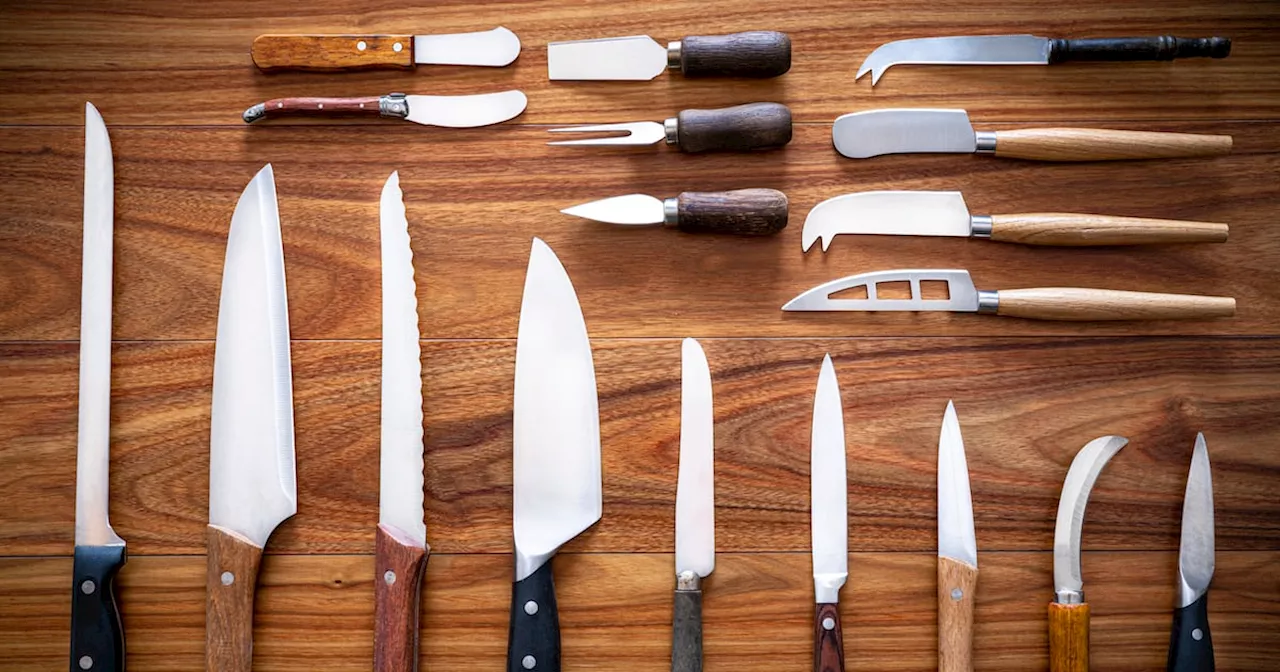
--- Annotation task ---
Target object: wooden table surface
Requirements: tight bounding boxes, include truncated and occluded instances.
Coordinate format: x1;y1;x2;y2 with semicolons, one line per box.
2;1;1279;670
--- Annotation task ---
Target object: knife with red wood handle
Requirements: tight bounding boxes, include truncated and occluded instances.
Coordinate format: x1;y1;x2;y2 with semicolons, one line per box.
810;355;847;672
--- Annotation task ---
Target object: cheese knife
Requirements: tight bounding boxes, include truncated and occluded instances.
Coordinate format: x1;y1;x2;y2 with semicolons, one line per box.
508;238;602;672
562;189;788;236
206;165;297;672
857;35;1230;85
71;102;126;672
833;109;1232;161
1050;435;1129;672
1168;433;1214;672
375;172;428;672
811;354;847;672
802;191;1228;252
251;26;520;71
782;269;1236;321
938;401;977;672
243;90;527;126
548;102;792;153
673;337;714;672
548;31;790;80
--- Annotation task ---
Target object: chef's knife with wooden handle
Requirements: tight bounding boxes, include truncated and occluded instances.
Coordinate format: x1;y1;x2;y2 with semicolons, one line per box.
548;31;790;80
1168;434;1215;672
252;26;520;71
549;102;792;153
243;91;527;127
810;355;847;672
937;402;977;672
562;188;788;236
672;338;715;672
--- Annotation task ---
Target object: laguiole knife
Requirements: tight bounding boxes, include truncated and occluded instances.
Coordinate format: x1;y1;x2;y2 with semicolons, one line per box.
508;238;602;672
71;101;126;672
562;189;788;236
937;402;977;672
673;337;714;672
242;90;527;126
1168;433;1214;672
1050;435;1129;672
811;354;847;672
547;31;790;80
375;172;428;672
251;26;520;71
206;164;297;672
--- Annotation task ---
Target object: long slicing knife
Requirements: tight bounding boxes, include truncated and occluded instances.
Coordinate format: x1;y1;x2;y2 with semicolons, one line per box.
547;31;790;80
508;238;602;672
71;101;126;672
938;401;977;672
1168;433;1215;672
673;338;714;672
375;172;429;672
1050;435;1129;672
811;354;848;672
242;90;527;126
206;165;297;672
252;26;520;71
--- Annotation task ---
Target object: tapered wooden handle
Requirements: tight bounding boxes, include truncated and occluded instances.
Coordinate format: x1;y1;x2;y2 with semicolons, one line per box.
375;524;430;672
1049;602;1090;672
1168;594;1214;672
243;96;388;123
938;557;977;672
989;213;1228;245
996;288;1235;321
675;188;789;235
993;128;1232;161
679;31;791;78
70;545;127;672
1048;36;1230;63
252;35;415;71
814;602;844;672
206;525;264;672
675;103;792;153
671;587;703;672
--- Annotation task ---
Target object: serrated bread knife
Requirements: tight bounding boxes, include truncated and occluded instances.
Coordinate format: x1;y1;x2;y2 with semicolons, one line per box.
1168;433;1214;672
548;31;790;80
243;90;527;126
811;354;848;672
938;401;977;672
562;189;788;236
252;26;520;71
672;338;715;672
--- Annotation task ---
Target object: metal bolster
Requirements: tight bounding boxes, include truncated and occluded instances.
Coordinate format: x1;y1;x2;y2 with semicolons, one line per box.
676;570;701;591
667;40;682;68
977;290;999;314
974;131;998;154
662;197;679;226
1055;588;1084;605
242;103;266;124
970;215;994;238
664;116;679;145
380;92;409;119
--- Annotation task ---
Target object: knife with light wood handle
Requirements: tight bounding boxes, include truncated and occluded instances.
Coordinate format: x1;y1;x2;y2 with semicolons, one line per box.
938;402;977;671
252;26;520;71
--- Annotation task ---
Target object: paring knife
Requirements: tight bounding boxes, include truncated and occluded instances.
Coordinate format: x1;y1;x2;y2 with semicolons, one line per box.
833;109;1232;161
549;103;791;153
782;269;1236;322
1168;434;1214;672
673;338;715;672
857;35;1230;85
243;90;527;126
1050;436;1129;672
71;102;126;672
251;26;520;71
811;354;847;672
508;238;602;672
206;165;297;672
562;189;788;236
938;402;977;672
375;172;428;672
801;191;1228;252
548;31;790;80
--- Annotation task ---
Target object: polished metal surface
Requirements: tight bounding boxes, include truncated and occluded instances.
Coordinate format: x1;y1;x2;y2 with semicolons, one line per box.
856;35;1050;85
811;355;848;604
675;338;715;579
548;35;668;80
414;26;521;67
547;120;667;146
782;269;981;313
403;90;527;128
976;290;1000;314
1053;436;1129;596
938;401;977;567
560;194;666;225
969;215;994;238
1177;433;1215;608
801;191;974;252
833;109;977;158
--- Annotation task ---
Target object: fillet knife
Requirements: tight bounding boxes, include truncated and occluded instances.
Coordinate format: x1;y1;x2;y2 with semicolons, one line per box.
243;90;527;126
811;354;848;672
1168;433;1214;672
673;338;715;672
548;31;790;80
549;103;792;153
562;189;788;236
938;401;977;672
252;26;520;71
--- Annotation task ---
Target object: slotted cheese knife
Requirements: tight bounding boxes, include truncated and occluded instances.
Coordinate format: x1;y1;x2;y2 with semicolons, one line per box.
252;26;520;71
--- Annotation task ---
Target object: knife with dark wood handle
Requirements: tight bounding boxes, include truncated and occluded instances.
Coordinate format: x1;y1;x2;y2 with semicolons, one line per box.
675;103;792;152
814;603;845;672
676;31;792;77
1047;36;1230;63
375;524;429;672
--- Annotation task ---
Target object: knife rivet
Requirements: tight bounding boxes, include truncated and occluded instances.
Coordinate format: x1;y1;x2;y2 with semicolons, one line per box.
384;570;397;585
822;617;835;631
524;600;538;615
393;42;403;53
1192;628;1203;641
221;571;234;586
951;588;964;601
317;103;324;110
79;655;93;670
521;655;536;669
80;579;96;595
356;40;367;51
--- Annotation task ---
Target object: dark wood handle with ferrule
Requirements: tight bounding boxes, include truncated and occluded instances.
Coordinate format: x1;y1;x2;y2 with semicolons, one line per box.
675;188;788;235
1049;602;1090;672
679;31;791;78
375;524;430;672
671;587;703;672
1048;36;1230;64
507;560;560;672
206;525;265;672
675;103;792;153
993;128;1232;161
989;213;1228;245
243;96;389;124
252;35;415;71
814;602;844;672
70;545;127;672
1168;594;1214;672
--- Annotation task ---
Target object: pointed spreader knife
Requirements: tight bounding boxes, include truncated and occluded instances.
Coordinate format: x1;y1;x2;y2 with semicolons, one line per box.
938;402;977;672
549;102;792;153
243;90;527;126
673;338;715;672
1168;433;1214;672
252;26;521;71
548;31;790;80
811;354;848;672
562;189;788;236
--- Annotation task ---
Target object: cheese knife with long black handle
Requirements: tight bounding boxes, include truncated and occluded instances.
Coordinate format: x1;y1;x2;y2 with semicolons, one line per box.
811;355;847;672
1168;433;1215;672
562;189;788;236
672;338;714;672
938;402;977;672
548;31;790;80
252;26;520;71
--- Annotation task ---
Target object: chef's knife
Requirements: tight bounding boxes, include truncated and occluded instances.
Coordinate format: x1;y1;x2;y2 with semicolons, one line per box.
673;337;714;672
1051;436;1128;672
782;269;1236;321
811;354;847;672
508;238;602;672
801;191;1228;252
206;164;297;672
857;35;1230;85
548;31;790;80
548;103;792;153
833;109;1232;161
252;26;520;71
1168;433;1214;672
243;90;527;126
71;101;126;672
375;172;428;672
938;401;977;672
562;189;788;236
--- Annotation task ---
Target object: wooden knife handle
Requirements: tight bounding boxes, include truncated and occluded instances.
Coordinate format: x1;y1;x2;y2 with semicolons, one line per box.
675;103;792;153
1168;593;1214;672
989;213;1228;245
679;31;791;78
675;188;788;235
1048;36;1230;63
375;523;430;672
1049;602;1090;672
671;586;704;672
995;288;1236;321
243;96;391;124
813;602;844;672
993;128;1232;161
938;557;977;672
206;525;264;672
70;545;127;672
252;35;415;71
507;560;560;672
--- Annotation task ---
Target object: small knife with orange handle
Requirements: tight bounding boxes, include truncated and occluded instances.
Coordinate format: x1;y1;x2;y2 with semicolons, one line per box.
251;26;519;72
937;402;977;672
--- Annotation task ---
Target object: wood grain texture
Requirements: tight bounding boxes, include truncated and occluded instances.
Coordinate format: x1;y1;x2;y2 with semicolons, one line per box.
248;96;385;122
251;34;415;71
993;128;1233;161
1048;602;1091;672
988;213;1229;245
206;525;264;672
677;31;791;78
994;288;1236;321
812;602;844;672
937;556;977;672
674;188;788;235
674;103;792;153
374;524;428;672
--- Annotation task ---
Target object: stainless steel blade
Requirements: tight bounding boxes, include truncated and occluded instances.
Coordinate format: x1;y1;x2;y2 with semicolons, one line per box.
811;354;848;604
675;338;715;578
513;238;602;580
405;90;527;128
547;121;667;147
75;102;123;548
801;191;973;252
833;109;977;159
857;35;1050;85
782;269;980;313
378;172;426;547
209;164;297;548
1053;435;1128;598
414;26;521;67
938;401;977;567
1177;433;1214;607
547;35;667;80
561;194;665;225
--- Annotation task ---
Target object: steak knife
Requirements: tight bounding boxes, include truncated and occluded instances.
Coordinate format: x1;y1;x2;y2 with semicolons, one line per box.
673;337;715;672
937;402;977;672
548;31;790;80
811;355;847;672
242;90;527;126
71;102;126;672
1168;433;1214;672
508;238;602;672
206;165;298;672
252;26;520;71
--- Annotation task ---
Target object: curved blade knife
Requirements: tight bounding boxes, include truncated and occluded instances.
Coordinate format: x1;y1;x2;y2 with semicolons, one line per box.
938;401;977;672
1168;433;1214;672
673;337;714;672
811;354;847;672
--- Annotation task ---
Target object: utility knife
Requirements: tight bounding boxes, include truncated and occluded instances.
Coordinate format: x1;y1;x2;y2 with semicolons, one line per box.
252;26;520;71
672;338;715;672
810;355;847;672
1168;434;1215;672
937;402;977;672
548;31;790;80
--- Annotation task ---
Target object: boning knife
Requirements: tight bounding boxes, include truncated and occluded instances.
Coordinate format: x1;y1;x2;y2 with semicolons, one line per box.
562;189;788;236
811;354;847;672
548;31;790;80
243;90;527;126
938;401;977;672
1168;433;1215;672
252;26;520;71
673;338;715;672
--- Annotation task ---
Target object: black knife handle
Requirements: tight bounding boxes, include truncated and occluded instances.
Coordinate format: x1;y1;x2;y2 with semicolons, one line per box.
672;586;704;672
675;189;789;236
70;545;127;672
507;560;560;672
675;103;792;153
678;31;791;78
1048;36;1231;63
1168;594;1214;672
